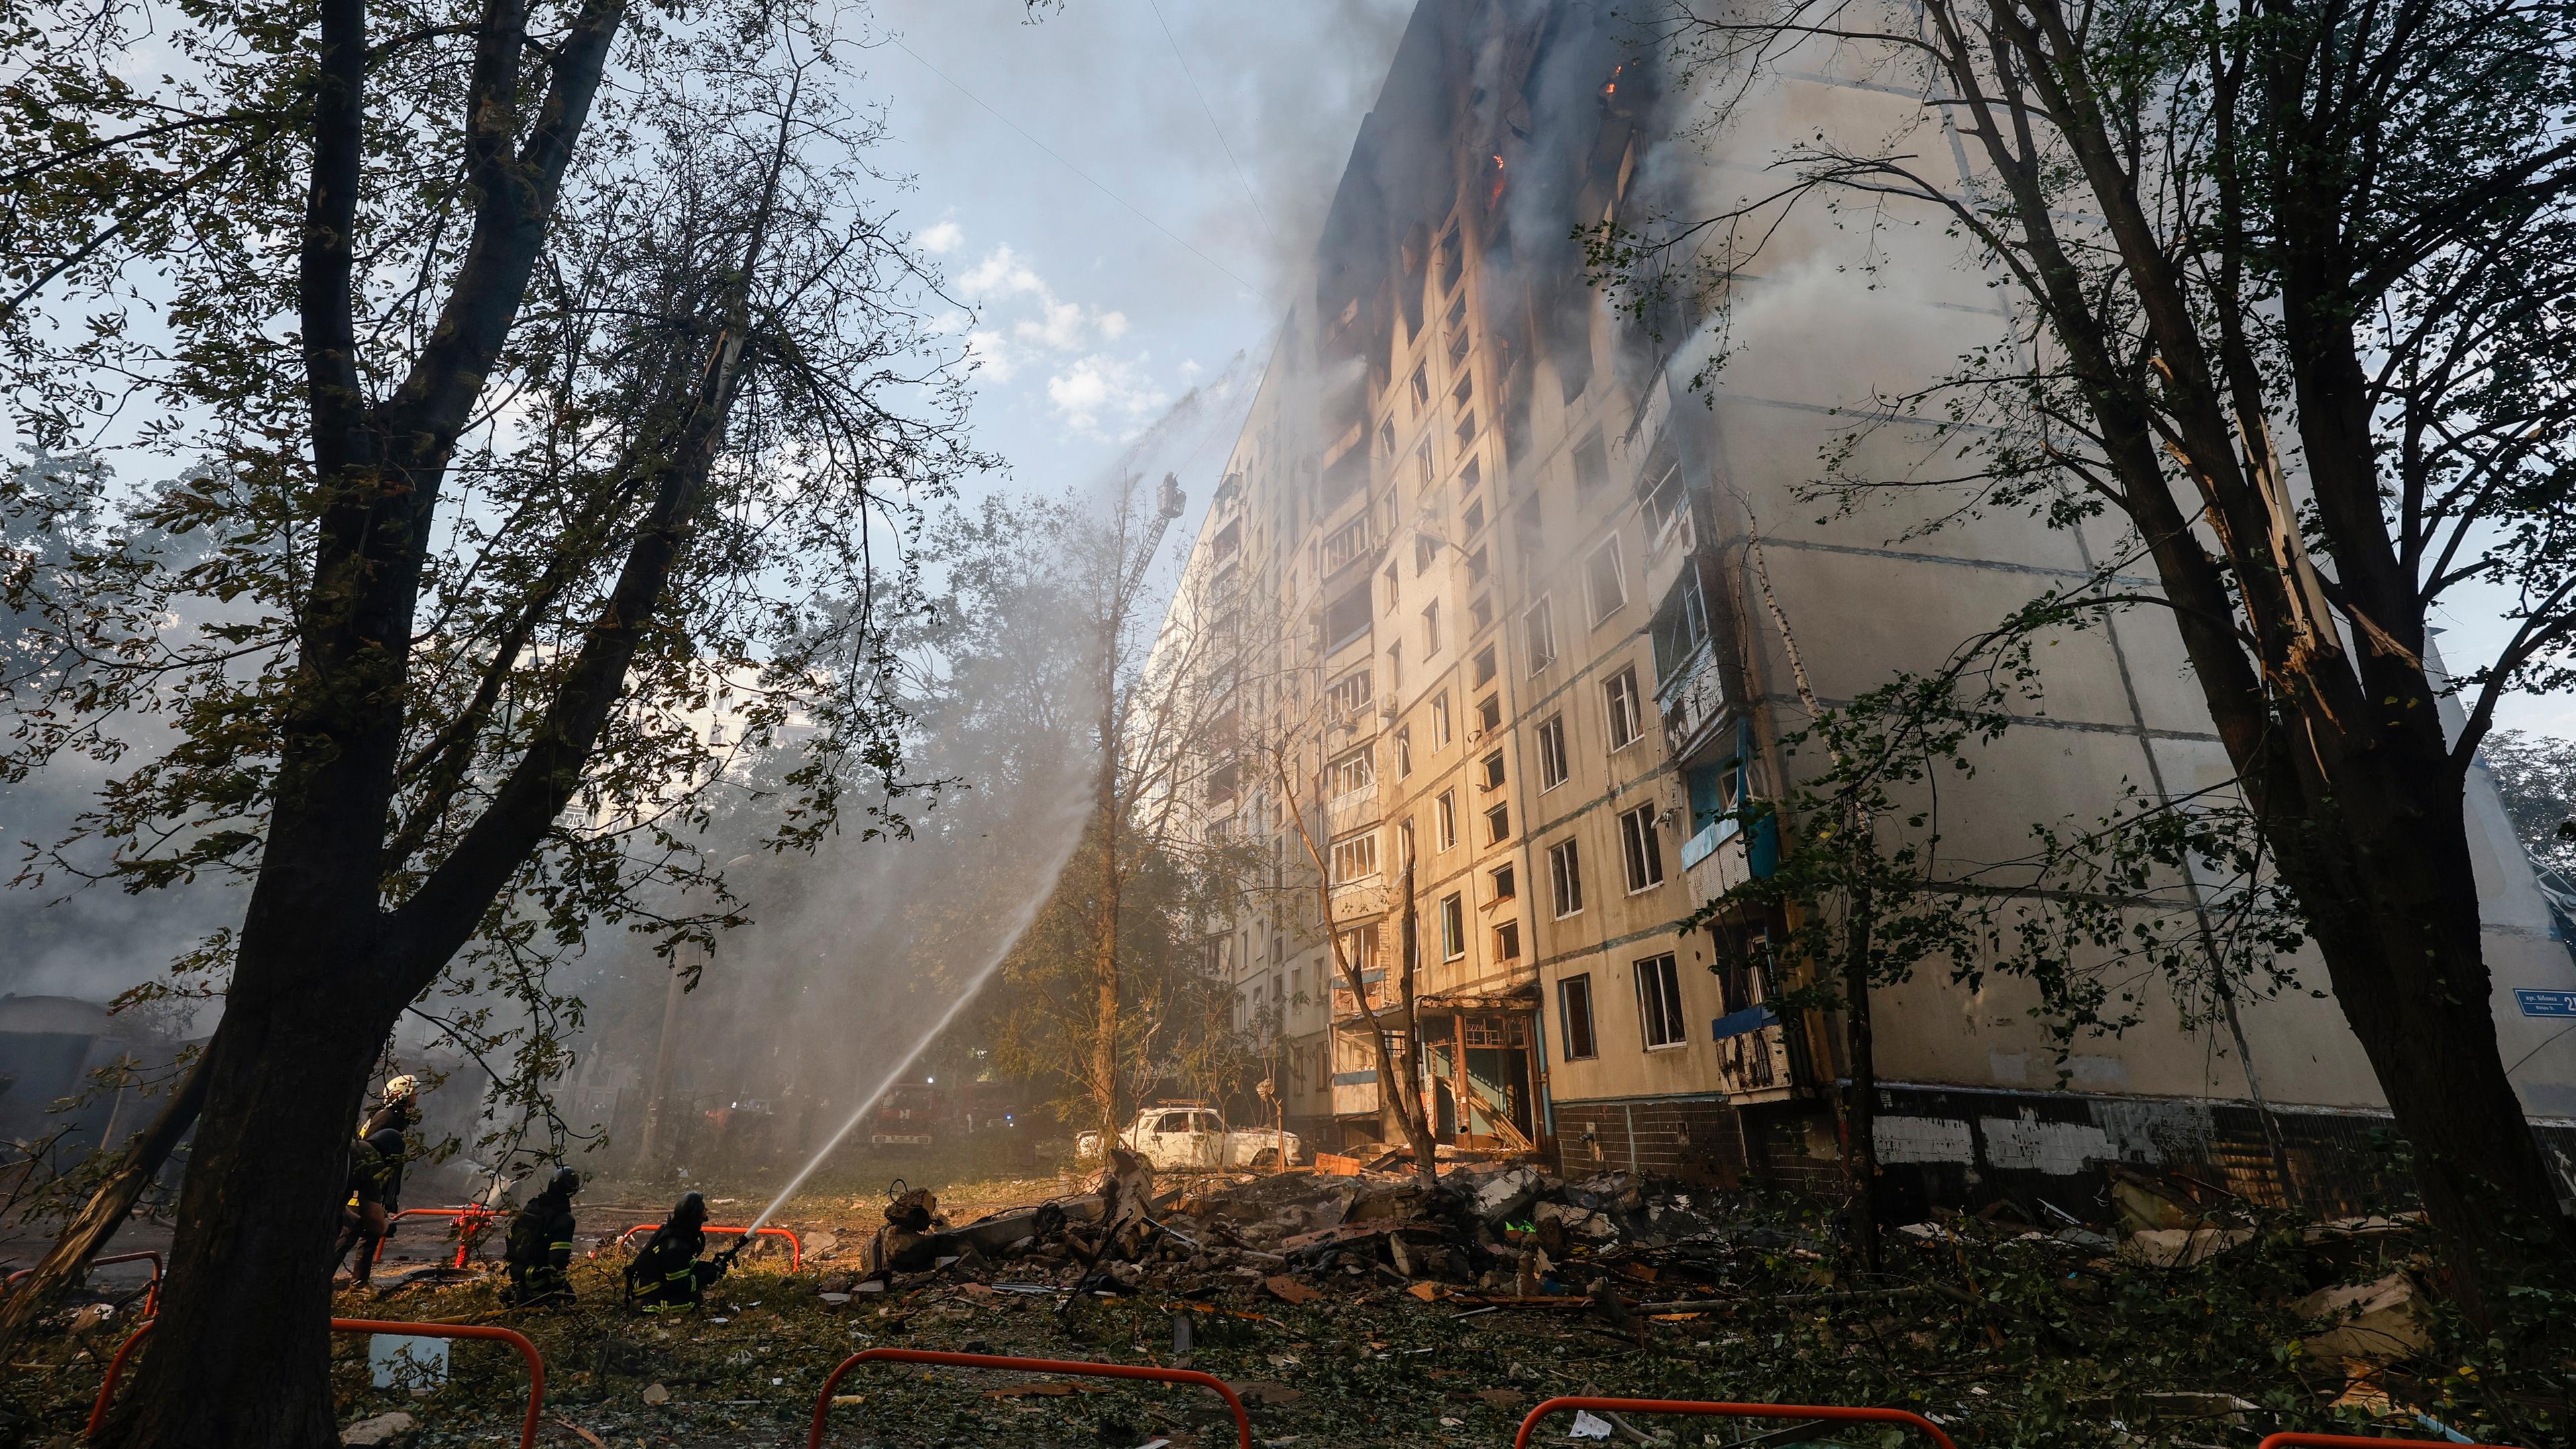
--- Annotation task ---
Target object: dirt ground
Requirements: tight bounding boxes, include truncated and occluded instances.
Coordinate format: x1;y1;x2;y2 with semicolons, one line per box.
3;1146;2562;1448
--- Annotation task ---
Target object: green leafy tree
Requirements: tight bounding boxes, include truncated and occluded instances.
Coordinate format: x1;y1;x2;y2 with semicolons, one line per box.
2481;730;2576;875
0;1;975;1434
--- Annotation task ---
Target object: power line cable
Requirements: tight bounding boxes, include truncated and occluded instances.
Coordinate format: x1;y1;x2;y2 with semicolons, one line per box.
890;38;1273;306
1141;0;1276;243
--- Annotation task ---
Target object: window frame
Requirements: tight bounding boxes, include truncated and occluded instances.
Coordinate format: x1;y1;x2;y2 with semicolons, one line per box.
1635;952;1688;1050
1603;667;1643;750
1330;830;1381;885
1618;802;1665;893
1436;790;1458;851
1547;837;1585;918
1558;973;1599;1061
1536;714;1568;790
1485;800;1511;845
1431;692;1452;747
1586;535;1627;624
1524;593;1557;674
1324;745;1374;798
1440;892;1467;961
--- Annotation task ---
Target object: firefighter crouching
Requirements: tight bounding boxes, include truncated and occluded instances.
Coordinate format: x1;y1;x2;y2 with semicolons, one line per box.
624;1191;737;1311
501;1167;581;1306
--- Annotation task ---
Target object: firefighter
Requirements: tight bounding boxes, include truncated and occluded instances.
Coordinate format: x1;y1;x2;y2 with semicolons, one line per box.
333;1125;407;1288
501;1166;581;1306
357;1075;422;1216
624;1191;735;1311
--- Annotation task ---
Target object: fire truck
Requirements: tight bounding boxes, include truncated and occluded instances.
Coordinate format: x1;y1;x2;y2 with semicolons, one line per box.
867;1081;945;1149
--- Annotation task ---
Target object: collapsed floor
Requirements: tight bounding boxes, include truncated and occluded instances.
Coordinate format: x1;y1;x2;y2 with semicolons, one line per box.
5;1157;2567;1448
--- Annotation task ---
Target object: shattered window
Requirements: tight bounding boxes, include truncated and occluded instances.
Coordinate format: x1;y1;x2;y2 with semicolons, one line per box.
1619;804;1665;892
1635;953;1688;1049
1603;667;1642;749
1559;975;1599;1060
1548;837;1584;917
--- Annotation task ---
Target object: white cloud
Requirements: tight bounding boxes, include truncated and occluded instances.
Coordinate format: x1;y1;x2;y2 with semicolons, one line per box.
954;245;1142;392
918;219;963;254
1046;355;1169;436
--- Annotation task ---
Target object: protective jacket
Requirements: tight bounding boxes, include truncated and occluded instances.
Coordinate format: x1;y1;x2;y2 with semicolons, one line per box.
504;1189;577;1305
346;1128;405;1207
625;1195;727;1310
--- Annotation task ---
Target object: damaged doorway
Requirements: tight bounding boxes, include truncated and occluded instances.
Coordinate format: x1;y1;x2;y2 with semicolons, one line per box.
1419;1008;1536;1150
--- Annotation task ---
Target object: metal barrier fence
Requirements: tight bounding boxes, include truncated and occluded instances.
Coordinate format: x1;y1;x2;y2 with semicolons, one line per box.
806;1347;1252;1449
605;1222;803;1270
1515;1396;1960;1449
3;1250;162;1316
88;1316;545;1449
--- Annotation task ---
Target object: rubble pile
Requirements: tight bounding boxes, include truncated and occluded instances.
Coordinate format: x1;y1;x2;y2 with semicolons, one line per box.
822;1152;1821;1318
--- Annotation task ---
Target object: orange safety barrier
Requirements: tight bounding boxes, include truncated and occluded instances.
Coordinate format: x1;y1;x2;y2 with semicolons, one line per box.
1515;1397;1957;1449
807;1348;1252;1449
606;1222;802;1270
4;1250;162;1316
89;1316;545;1449
2259;1436;2524;1448
372;1205;504;1268
2267;1423;2524;1433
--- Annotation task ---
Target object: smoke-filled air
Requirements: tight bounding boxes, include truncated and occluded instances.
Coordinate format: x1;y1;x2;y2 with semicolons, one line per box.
7;1;2576;1446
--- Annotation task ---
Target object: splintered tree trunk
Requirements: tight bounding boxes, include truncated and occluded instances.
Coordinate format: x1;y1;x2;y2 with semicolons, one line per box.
100;979;390;1447
0;1053;213;1361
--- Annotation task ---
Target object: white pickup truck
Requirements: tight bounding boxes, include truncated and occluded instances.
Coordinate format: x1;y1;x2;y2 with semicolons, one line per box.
1074;1103;1301;1171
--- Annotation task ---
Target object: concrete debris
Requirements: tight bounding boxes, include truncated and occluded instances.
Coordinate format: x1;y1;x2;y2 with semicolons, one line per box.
2296;1273;2430;1360
2118;1226;2255;1269
339;1412;420;1448
808;1158;1811;1316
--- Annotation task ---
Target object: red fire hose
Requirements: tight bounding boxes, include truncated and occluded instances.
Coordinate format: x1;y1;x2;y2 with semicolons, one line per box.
88;1317;545;1449
806;1347;1252;1449
606;1222;803;1270
1515;1396;1958;1449
3;1250;162;1316
371;1205;504;1268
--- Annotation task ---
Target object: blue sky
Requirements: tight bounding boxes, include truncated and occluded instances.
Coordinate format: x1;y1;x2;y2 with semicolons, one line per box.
855;0;1409;490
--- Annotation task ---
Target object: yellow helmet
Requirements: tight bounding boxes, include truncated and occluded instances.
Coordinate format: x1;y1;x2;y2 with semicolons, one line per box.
382;1075;419;1104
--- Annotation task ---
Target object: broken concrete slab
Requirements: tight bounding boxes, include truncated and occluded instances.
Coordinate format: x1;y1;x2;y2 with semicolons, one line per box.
339;1412;419;1448
2297;1274;2430;1361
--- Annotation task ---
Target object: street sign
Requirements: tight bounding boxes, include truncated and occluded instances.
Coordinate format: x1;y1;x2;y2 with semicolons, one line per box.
2514;989;2576;1018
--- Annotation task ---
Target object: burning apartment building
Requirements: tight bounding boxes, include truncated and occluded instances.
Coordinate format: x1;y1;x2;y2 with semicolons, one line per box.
1165;0;2576;1218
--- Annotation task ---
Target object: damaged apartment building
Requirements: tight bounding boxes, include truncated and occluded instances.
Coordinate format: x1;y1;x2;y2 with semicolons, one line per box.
1165;0;2576;1222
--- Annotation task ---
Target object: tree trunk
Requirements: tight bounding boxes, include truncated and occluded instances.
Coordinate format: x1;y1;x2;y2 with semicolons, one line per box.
2279;776;2576;1315
1398;861;1436;1190
99;987;392;1448
637;959;687;1167
1091;653;1124;1141
1839;871;1881;1274
0;1051;213;1360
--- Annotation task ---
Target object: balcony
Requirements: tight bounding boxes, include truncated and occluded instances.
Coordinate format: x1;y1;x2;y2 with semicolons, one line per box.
1682;809;1776;905
1328;879;1391;923
1326;780;1379;837
1715;1017;1795;1099
1655;638;1729;763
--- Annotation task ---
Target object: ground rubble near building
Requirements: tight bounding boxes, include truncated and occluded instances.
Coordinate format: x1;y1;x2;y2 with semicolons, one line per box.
2;1161;2563;1447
